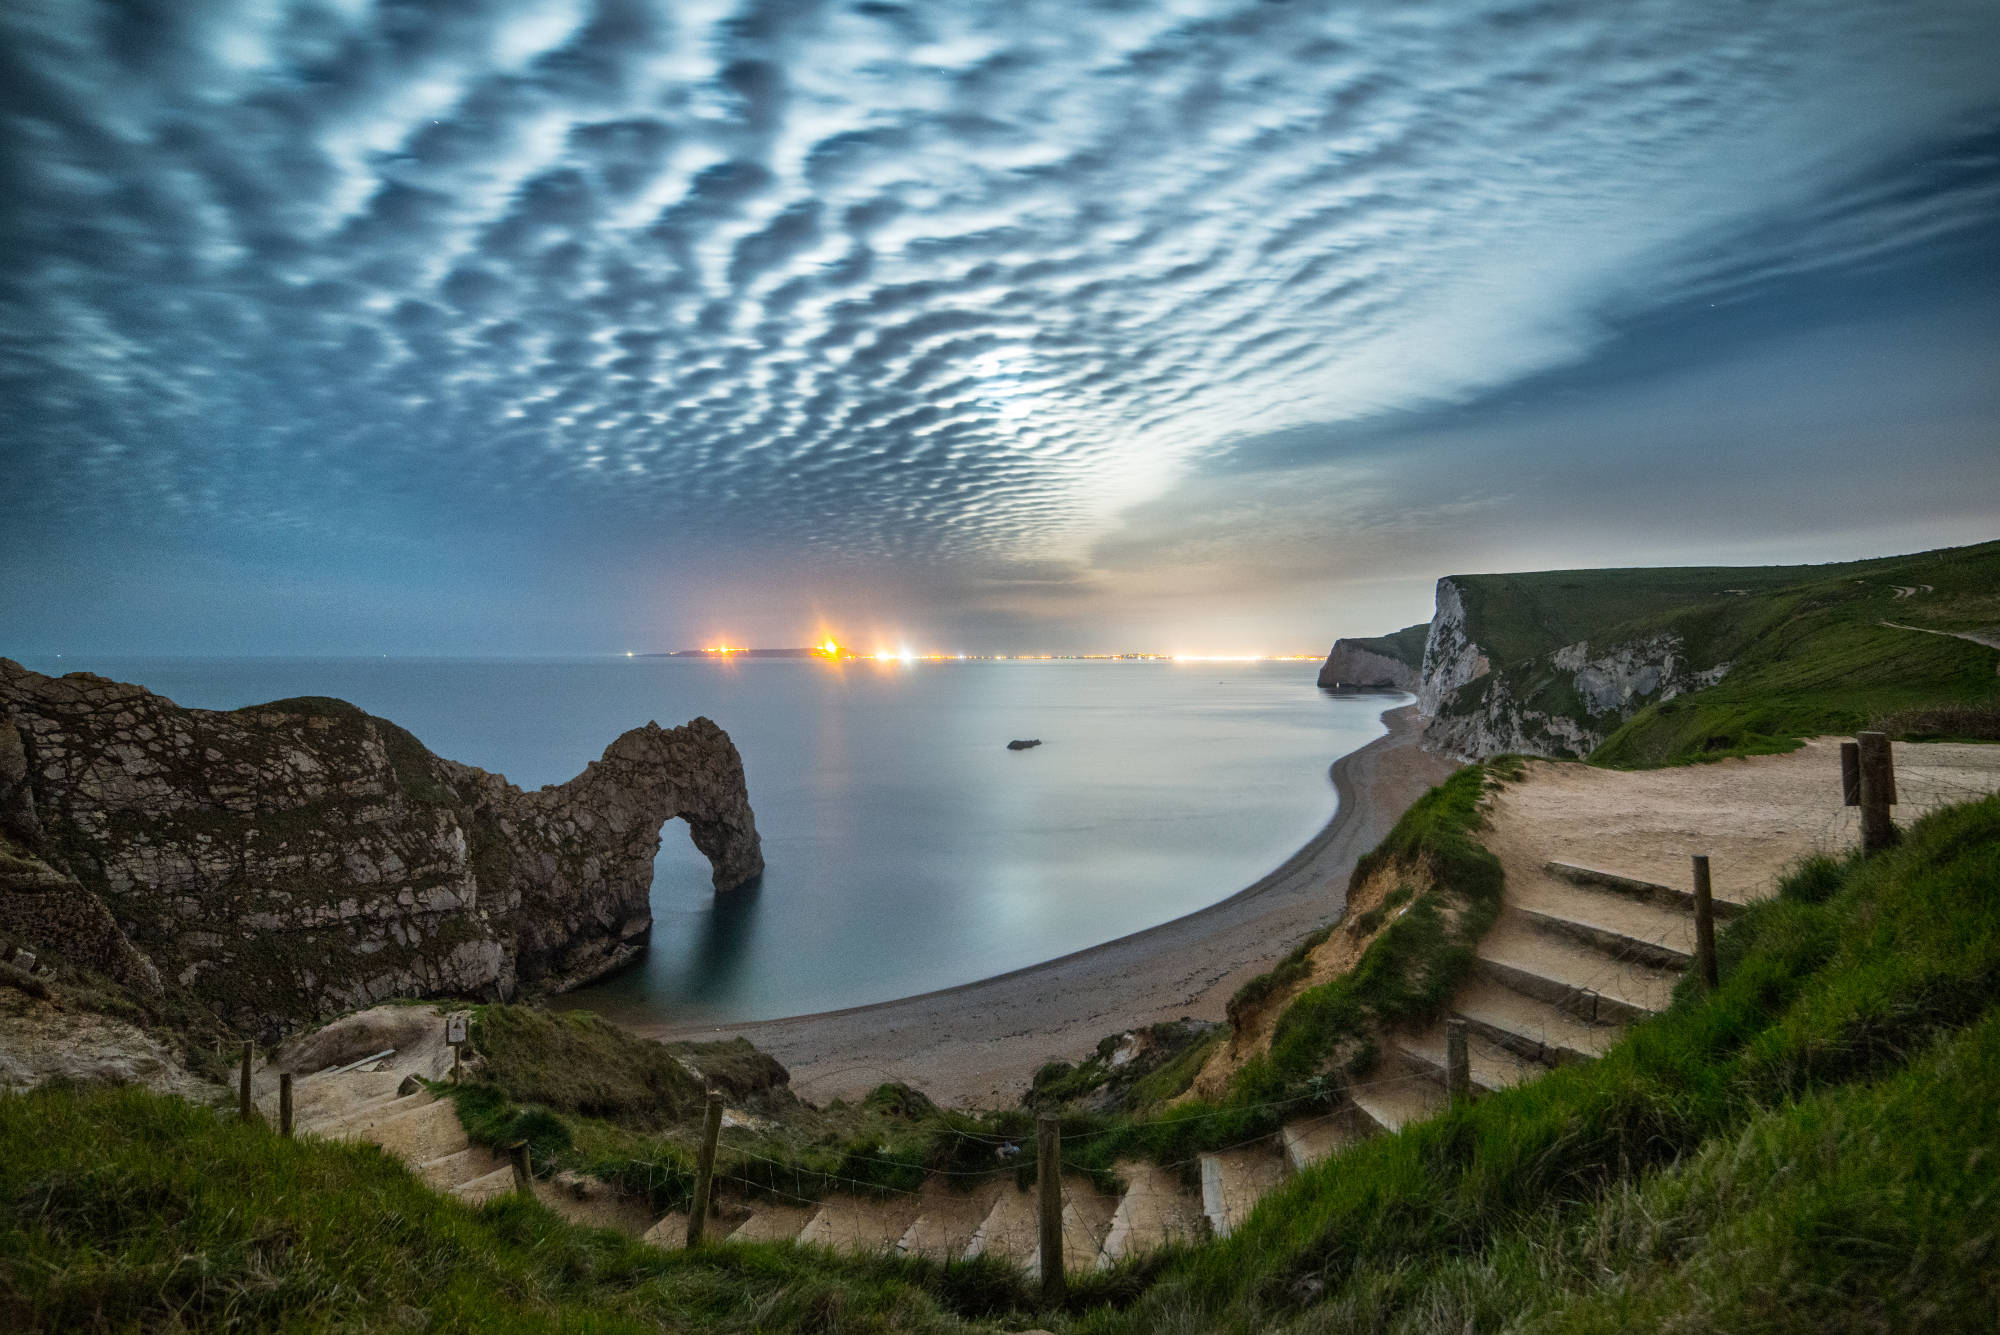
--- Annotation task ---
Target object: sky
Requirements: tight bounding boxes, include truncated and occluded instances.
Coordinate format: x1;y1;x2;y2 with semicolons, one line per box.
3;0;1998;658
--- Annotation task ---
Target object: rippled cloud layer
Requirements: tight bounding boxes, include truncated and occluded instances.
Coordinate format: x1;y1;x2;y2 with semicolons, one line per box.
3;0;1998;648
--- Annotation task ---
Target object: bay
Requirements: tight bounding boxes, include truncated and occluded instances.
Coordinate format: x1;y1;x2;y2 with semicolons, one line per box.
29;654;1396;1023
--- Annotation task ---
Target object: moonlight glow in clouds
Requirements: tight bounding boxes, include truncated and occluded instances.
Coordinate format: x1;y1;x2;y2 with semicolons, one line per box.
3;1;1999;654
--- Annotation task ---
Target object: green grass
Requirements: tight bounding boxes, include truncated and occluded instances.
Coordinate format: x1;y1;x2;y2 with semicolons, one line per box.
1054;792;2000;1333
466;1005;786;1131
1025;1021;1222;1114
1593;601;1999;766
443;1005;1034;1213
8;803;1999;1333
1341;622;1430;672
0;1082;1053;1333
448;1034;1038;1214
1427;539;2000;764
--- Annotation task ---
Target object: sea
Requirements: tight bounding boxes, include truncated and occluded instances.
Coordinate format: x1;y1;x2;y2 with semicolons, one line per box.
24;654;1400;1024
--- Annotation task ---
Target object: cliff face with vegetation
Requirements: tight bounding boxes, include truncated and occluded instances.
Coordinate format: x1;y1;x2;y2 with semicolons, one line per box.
1403;540;2000;762
0;659;761;1033
1316;623;1426;691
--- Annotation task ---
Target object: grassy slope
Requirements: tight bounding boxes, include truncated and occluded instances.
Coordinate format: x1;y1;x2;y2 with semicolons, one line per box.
449;1005;1039;1214
11;796;1995;1333
0;1082;1051;1333
1030;763;1509;1182
1342;622;1431;671
1062;793;2000;1334
1439;539;2000;764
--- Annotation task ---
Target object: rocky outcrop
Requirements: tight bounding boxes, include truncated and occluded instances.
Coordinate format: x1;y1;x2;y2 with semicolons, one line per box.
1319;623;1428;692
0;976;218;1099
0;659;762;1033
1411;580;1729;761
1317;643;1420;692
1417;581;1489;716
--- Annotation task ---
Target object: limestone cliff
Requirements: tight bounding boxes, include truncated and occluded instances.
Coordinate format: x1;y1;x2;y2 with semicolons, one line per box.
1332;542;2000;765
1316;623;1427;692
1412;576;1733;760
0;659;762;1033
1415;580;1730;760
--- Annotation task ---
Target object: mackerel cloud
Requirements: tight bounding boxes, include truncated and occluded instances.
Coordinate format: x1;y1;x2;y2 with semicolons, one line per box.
4;0;1998;566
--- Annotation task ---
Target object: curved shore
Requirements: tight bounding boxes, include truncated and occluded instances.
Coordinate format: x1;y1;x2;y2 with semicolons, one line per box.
637;702;1460;1106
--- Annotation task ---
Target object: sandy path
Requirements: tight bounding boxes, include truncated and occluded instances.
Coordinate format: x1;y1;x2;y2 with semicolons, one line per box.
1881;620;2000;668
638;704;1459;1107
1483;738;2000;907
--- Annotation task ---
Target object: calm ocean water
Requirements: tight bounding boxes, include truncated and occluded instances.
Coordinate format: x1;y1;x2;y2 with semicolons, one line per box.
26;655;1397;1023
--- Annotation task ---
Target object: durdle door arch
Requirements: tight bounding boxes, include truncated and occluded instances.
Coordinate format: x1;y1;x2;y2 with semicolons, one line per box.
0;657;762;1034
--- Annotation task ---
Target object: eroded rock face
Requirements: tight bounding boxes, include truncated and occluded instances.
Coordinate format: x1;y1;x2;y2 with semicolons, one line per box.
0;659;762;1032
1409;583;1730;760
1316;642;1421;692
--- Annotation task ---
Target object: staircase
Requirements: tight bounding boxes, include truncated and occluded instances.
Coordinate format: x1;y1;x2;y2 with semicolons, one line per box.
254;848;1729;1272
272;1034;524;1205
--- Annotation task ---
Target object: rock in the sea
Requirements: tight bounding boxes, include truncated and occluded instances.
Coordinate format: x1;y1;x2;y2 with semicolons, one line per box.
1006;738;1043;751
0;658;763;1032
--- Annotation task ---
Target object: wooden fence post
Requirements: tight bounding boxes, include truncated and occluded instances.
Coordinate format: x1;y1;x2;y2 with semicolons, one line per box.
279;1073;294;1138
508;1140;532;1192
1445;1017;1471;1104
685;1090;724;1247
1691;855;1719;992
1038;1116;1065;1304
239;1040;254;1121
1840;741;1861;807
1856;732;1898;855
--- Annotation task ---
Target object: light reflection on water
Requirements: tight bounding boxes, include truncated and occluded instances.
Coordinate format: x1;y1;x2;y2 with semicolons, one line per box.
41;655;1397;1023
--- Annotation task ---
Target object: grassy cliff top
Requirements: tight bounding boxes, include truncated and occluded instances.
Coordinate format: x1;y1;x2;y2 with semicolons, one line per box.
1339;622;1430;670
1447;537;2000;669
1431;539;2000;764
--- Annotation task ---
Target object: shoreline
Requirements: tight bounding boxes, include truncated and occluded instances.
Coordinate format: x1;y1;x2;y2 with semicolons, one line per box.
636;702;1461;1106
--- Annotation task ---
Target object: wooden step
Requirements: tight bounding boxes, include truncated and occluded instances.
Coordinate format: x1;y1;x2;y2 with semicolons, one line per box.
1451;974;1623;1067
414;1146;504;1191
1197;1141;1287;1239
1545;860;1748;918
1510;866;1695;971
643;1209;749;1250
1279;1111;1362;1173
1477;915;1678;1024
351;1096;468;1165
722;1201;817;1245
1096;1161;1206;1267
797;1194;926;1254
288;1070;405;1126
308;1089;434;1142
1054;1181;1120;1277
964;1177;1118;1276
1348;1060;1447;1135
531;1179;659;1236
1395;1019;1546;1095
449;1165;518;1205
896;1179;1009;1261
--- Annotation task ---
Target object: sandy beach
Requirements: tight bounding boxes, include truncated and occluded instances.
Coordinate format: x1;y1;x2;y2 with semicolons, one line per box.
639;703;1461;1107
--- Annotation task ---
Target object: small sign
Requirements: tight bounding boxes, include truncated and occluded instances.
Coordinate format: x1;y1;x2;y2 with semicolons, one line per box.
446;1014;468;1046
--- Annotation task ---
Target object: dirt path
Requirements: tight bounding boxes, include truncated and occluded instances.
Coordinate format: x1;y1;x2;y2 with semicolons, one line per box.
639;705;1460;1107
1483;737;2000;906
1881;620;2000;669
